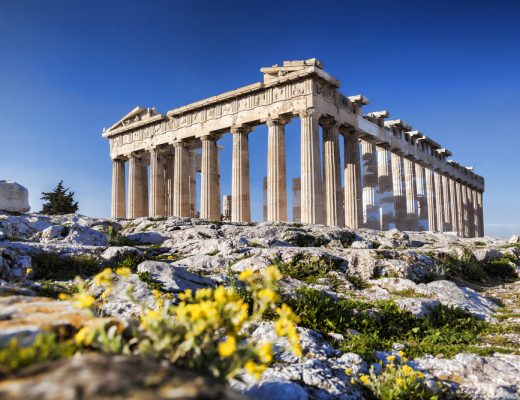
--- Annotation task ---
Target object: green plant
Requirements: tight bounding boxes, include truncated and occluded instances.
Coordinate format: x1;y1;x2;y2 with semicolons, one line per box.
206;250;220;256
0;334;76;374
287;287;488;360
40;180;78;215
106;225;132;246
248;241;267;248
117;255;141;273
275;253;341;284
138;271;166;292
484;258;517;280
31;252;103;280
32;280;79;298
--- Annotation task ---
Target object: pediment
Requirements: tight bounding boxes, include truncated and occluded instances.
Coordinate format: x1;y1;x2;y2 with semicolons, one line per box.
105;106;164;133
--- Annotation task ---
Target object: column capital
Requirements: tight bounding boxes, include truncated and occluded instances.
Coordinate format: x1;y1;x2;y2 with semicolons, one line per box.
173;140;189;148
230;124;254;135
200;133;217;142
319;116;339;129
266;116;291;127
298;108;320;119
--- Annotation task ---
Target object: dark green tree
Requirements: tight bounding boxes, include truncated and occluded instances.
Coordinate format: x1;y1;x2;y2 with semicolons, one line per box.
41;181;79;215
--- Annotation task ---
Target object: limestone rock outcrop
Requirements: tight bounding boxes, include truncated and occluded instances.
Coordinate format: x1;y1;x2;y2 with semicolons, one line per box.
0;181;30;213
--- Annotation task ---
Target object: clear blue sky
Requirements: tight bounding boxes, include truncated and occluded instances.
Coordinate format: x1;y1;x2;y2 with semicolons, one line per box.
1;0;519;237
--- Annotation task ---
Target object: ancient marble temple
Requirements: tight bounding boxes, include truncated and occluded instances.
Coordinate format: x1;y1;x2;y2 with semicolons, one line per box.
103;59;485;237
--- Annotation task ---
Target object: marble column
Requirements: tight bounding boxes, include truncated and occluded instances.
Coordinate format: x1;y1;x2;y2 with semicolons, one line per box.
467;186;475;237
477;191;484;237
461;183;469;237
188;150;197;217
128;155;145;218
377;147;394;230
231;126;251;223
343;131;363;229
267;118;288;222
403;158;419;230
140;157;149;217
433;171;444;232
165;152;175;216
441;175;452;231
472;189;481;237
425;167;437;231
391;153;407;230
200;135;220;220
299;108;323;224
111;158;126;219
449;178;459;235
415;163;428;230
322;120;344;227
455;181;464;237
173;141;190;217
150;148;166;217
361;140;379;229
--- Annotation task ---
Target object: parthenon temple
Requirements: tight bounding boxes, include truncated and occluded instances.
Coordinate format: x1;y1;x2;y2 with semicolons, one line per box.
102;59;485;237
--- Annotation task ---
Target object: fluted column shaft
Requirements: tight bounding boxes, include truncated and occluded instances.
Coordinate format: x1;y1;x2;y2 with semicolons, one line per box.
467;186;475;237
403;158;418;230
461;183;469;237
200;135;220;220
188;150;197;217
441;175;452;231
415;163;428;230
455;181;464;236
128;155;146;218
150;149;166;217
361;140;379;229
472;189;481;237
477;191;484;237
322;121;344;227
267;118;288;222
173;142;190;217
343;131;363;229
140;159;149;217
433;171;444;232
425;167;437;231
111;159;126;219
377;148;393;230
300;109;323;224
391;153;406;230
231;126;251;223
449;178;459;235
165;153;175;215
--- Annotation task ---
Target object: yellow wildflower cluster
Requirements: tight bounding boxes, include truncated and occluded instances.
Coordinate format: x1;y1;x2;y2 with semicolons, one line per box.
352;352;438;399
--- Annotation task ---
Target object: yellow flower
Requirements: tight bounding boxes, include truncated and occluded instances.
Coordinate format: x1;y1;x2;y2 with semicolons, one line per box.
115;267;131;276
257;288;277;303
401;365;414;375
218;336;237;358
58;293;69;300
257;342;273;364
416;371;425;379
238;269;254;282
25;268;33;275
263;265;282;282
74;326;94;346
395;377;405;386
141;309;162;329
397;350;405;357
386;355;396;362
73;293;95;309
345;367;352;376
245;360;266;379
359;374;370;385
94;268;113;286
214;286;228;303
178;289;192;301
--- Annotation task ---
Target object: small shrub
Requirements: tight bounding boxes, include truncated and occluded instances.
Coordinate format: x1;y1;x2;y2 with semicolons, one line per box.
117;255;141;273
33;280;78;299
0;334;76;374
206;250;220;256
138;271;166;292
31;253;103;280
276;253;341;284
106;226;132;246
248;241;267;248
346;275;369;289
484;258;517;280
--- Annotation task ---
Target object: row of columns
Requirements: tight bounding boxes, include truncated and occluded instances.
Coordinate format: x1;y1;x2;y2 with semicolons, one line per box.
111;110;484;237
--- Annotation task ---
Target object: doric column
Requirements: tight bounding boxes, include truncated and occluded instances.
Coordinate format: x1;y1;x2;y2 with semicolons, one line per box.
111;158;126;219
461;183;469;237
391;153;407;230
361;140;379;229
455;181;464;236
173;141;190;217
441;175;452;231
403;158;418;230
200;135;220;220
128;155;145;218
377;147;393;230
472;189;481;237
267;118;288;222
231;125;252;223
343;130;363;229
165;152;175;216
299;108;323;224
322;120;344;227
415;163;428;230
477;191;484;237
425;167;437;231
188;150;197;217
467;185;475;237
433;171;444;232
150;148;166;217
140;157;149;217
449;178;459;235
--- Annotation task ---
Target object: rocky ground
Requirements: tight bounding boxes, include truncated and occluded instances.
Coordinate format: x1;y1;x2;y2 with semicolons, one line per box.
0;211;519;399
